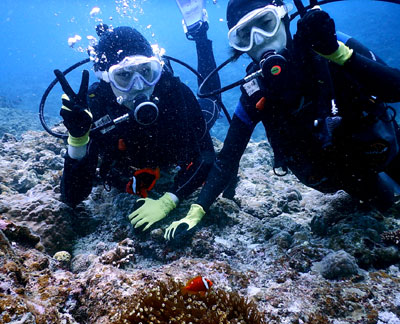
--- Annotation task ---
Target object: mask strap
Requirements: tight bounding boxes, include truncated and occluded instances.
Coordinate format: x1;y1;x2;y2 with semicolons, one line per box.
94;70;110;82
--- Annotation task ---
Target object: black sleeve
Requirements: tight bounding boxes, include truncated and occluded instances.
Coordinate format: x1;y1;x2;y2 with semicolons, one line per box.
195;38;221;101
171;131;215;200
170;83;215;200
60;83;105;207
60;141;99;207
196;113;255;211
343;40;400;102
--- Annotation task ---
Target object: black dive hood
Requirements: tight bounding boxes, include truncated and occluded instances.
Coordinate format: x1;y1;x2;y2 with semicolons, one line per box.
40;0;400;139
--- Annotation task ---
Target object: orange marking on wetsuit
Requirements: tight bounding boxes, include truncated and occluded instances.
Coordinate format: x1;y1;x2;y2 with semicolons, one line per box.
186;162;194;171
126;179;134;195
125;167;160;197
256;97;266;111
134;167;160;198
118;138;127;151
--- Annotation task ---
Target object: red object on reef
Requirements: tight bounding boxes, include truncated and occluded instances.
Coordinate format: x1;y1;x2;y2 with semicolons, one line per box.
181;276;213;296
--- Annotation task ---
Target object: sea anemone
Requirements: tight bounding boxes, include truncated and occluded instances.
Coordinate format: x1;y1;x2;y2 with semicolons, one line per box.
112;279;266;324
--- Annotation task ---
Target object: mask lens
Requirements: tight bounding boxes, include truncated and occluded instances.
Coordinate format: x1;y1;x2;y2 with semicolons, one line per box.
125;61;155;83
235;26;252;47
258;11;278;35
108;56;162;92
113;69;135;89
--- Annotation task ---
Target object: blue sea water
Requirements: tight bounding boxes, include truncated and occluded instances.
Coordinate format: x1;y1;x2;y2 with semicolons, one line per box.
1;0;400;140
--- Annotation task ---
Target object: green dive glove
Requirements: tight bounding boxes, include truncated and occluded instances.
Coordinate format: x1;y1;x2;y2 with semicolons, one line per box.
164;204;205;240
318;41;353;66
129;193;176;231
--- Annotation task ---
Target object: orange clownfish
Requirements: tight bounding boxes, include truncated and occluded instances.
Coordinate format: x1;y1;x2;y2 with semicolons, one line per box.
181;276;213;296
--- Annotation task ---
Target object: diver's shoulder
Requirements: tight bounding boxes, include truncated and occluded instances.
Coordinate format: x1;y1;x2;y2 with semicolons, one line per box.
88;81;115;102
88;81;103;96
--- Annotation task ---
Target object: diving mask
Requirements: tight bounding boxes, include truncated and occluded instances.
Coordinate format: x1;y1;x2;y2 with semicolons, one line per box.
228;4;291;52
95;55;163;92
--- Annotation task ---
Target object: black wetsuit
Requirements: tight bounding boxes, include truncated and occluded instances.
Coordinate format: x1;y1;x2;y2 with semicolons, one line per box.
61;38;221;207
197;34;400;210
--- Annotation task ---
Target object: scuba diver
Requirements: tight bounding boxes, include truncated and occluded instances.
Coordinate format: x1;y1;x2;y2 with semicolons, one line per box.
55;0;222;232
164;0;400;240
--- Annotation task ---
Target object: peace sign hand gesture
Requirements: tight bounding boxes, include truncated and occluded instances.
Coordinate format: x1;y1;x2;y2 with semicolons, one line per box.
54;69;93;140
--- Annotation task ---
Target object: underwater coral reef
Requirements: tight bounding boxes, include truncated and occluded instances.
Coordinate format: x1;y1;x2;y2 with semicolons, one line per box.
1;111;400;323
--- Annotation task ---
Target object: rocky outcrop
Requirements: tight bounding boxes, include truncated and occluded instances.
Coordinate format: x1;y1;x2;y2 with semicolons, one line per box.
0;102;56;139
1;130;400;323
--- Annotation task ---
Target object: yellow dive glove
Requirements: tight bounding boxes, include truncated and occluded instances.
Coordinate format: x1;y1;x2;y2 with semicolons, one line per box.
129;193;176;231
164;204;205;240
317;41;353;66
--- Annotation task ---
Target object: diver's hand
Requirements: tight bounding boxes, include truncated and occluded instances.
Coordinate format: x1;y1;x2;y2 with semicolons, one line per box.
164;204;205;240
128;193;176;231
296;8;338;55
54;69;93;146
